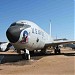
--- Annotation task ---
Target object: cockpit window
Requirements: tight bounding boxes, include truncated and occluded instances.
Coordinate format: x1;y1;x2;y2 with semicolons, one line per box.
10;23;24;27
10;23;31;28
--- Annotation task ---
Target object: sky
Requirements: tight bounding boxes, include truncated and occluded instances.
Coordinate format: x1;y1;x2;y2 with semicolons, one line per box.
0;0;74;42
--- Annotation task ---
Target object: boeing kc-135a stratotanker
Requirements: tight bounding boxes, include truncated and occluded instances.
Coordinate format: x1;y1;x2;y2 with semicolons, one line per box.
6;20;75;60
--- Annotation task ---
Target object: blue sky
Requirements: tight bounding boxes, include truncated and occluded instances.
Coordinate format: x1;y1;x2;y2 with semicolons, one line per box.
0;0;74;42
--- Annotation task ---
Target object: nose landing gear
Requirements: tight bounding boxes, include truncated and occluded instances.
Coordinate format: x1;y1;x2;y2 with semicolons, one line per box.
22;49;30;60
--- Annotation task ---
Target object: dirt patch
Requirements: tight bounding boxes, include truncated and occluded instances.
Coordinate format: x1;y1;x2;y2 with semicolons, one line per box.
0;48;75;75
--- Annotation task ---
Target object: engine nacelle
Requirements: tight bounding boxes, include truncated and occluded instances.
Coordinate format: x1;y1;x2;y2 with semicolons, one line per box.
0;43;12;52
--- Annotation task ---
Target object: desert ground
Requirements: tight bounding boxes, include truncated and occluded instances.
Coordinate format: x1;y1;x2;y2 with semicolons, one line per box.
0;48;75;75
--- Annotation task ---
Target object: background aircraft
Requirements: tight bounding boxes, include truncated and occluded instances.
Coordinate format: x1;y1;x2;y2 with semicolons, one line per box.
0;42;12;52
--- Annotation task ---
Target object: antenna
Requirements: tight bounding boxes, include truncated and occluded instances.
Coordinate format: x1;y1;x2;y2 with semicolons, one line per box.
49;20;51;36
56;35;57;39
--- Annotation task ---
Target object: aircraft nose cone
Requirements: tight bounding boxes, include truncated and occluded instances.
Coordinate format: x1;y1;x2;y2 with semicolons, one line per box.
6;26;22;43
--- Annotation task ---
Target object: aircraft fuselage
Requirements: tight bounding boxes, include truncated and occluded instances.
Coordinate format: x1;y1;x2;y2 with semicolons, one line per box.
6;20;53;51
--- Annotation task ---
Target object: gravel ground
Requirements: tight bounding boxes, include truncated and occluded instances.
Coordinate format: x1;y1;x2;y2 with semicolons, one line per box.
0;48;75;75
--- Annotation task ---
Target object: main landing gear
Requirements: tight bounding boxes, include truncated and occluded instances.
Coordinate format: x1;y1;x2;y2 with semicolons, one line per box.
54;45;61;54
22;49;30;60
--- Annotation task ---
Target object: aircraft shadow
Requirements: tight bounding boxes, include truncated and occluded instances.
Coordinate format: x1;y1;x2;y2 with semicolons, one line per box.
61;53;75;56
30;50;75;56
0;52;75;64
0;54;22;64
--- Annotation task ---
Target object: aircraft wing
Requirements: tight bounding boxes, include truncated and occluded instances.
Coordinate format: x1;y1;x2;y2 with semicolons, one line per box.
45;40;75;47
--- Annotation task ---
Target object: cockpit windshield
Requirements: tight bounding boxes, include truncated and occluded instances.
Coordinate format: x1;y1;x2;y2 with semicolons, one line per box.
10;23;24;26
10;23;31;28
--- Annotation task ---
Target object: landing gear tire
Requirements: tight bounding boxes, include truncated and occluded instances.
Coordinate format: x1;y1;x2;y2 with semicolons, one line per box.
22;49;30;60
22;53;30;60
58;49;60;54
26;54;30;60
22;53;26;59
54;46;61;54
54;49;57;54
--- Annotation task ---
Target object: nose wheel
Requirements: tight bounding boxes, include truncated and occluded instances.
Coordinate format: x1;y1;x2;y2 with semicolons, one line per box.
22;49;30;60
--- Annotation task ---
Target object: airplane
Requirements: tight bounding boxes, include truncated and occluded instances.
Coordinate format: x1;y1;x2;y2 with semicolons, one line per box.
6;20;75;60
0;42;12;52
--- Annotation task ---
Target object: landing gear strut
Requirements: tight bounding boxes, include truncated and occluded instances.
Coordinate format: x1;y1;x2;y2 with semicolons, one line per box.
22;49;30;60
54;45;61;54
